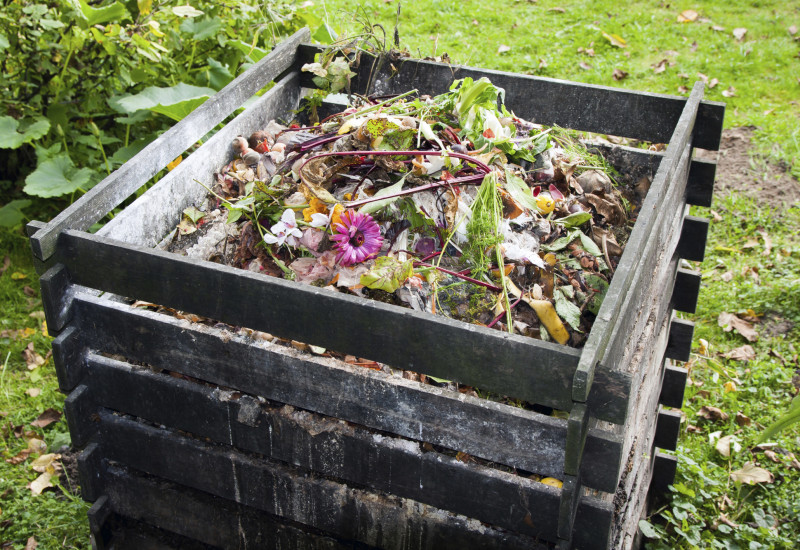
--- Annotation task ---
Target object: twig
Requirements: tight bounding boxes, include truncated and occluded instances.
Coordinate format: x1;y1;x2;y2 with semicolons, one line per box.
602;233;614;275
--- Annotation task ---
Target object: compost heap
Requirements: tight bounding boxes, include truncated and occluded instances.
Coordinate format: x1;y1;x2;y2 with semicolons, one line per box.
185;77;636;348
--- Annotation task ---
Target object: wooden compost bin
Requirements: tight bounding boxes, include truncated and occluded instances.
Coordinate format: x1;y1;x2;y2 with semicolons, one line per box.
29;28;724;550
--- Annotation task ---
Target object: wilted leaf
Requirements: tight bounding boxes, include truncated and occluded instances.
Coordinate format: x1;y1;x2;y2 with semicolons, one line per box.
724;381;737;393
167;156;183;171
28;472;54;495
172;5;204;17
735;412;751;426
697;406;729;422
30;408;62;428
548;7;566;13
730;462;773;484
360;256;414;293
26;388;41;398
497;44;511;54
612;68;628;80
601;31;627;48
677;9;699;23
579;61;592;70
789;25;798;36
678;85;689;94
718;312;758;342
30;453;62;474
712;25;725;32
715;434;741;457
177;218;197;235
652;59;668;74
732;28;747;41
25;537;37;550
0;117;50;149
23;154;94;198
723;344;755;361
554;288;582;331
722;86;736;97
709;78;719;89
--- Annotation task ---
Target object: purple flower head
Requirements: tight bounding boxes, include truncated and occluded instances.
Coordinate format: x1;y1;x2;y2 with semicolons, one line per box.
331;210;383;266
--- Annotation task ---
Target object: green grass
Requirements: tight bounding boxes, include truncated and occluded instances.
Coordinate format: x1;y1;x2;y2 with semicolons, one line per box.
1;0;799;547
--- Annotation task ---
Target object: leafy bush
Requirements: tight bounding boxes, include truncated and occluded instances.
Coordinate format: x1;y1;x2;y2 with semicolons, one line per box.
0;0;324;225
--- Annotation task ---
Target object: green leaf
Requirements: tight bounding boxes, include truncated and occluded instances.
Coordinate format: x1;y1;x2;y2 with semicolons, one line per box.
638;520;661;540
0;200;32;228
24;155;95;198
312;22;338;44
226;39;268;63
542;230;580;252
74;0;130;25
359;175;408;215
554;288;582;330
579;231;603;257
584;274;609;315
503;167;541;212
0;33;9;52
109;138;150;166
197;58;234;90
757;395;800;443
180;16;222;40
360;256;414;293
110;83;216;121
0;117;51;149
172;5;204;17
183;206;205;223
554;211;592;228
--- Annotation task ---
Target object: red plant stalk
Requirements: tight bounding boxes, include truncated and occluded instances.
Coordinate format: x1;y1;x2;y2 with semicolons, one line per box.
413;261;502;292
487;295;523;329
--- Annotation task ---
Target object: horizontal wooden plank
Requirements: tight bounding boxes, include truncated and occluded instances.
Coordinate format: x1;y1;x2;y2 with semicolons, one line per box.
94;411;556;549
99;71;304;249
654;408;682;451
67;294;621;491
665;318;694;363
677;215;710;262
686;157;717;207
30;28;310;262
671;268;701;314
56;233;583;412
99;467;368;550
297;46;725;151
659;364;688;409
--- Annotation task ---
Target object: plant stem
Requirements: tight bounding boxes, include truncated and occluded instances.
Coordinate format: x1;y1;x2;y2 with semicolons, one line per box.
343;88;418;120
413;261;501;292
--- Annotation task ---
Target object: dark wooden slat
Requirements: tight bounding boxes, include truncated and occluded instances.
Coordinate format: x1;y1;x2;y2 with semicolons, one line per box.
649;450;678;500
57;233;583;413
297;45;725;151
659;365;688;409
64;384;94;449
665;318;695;363
95;412;553;550
99;471;359;550
686;157;717;207
677;215;710;262
77;442;104;502
70;295;621;492
51;325;84;392
671;268;701;314
557;473;582;542
26;221;55;276
573;82;704;406
30;28;310;262
99;71;303;249
39;263;72;336
87;496;114;550
654;408;682;451
564;403;589;476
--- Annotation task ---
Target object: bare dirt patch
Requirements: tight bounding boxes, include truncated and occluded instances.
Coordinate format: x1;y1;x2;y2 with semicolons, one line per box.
698;127;800;212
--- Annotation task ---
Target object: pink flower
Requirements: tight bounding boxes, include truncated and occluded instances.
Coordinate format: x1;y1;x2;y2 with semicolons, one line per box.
330;210;383;266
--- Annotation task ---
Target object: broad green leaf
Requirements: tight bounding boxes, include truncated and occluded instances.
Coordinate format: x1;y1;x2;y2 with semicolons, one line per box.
24;155;94;198
183;206;205;223
757;395;800;443
172;5;204;17
584;274;609;315
554;211;592;228
109;138;150;166
579;231;603;257
542;230;580;252
0;117;50;149
312;22;338;44
360;256;414;293
503;167;540;212
0;200;32;228
110;83;216;121
554;288;582;331
197;58;234;90
0;33;9;51
180;16;222;40
638;520;661;540
226;39;268;63
359;175;408;215
74;0;130;25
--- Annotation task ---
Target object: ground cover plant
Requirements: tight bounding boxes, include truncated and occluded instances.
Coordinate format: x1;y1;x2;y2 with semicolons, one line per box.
1;0;799;548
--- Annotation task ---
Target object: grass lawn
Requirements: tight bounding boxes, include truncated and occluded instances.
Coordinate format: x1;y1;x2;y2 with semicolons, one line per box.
1;0;798;548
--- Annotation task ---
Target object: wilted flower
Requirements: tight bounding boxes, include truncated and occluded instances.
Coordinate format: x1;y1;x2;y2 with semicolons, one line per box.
263;209;302;247
331;210;383;266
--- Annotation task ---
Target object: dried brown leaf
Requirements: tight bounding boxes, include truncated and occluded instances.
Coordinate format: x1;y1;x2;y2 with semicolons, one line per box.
732;27;747;41
612;68;628;81
579;61;592;70
548;7;566;13
678;85;689;94
651;59;668;74
497;44;511;54
730;462;773;484
712;25;726;32
28;472;53;495
734;412;751;426
677;9;699;23
721;271;733;282
722;86;736;97
708;78;719;89
722;344;755;361
25;388;41;398
789;25;798;36
30;408;62;429
25;537;37;550
718;312;759;342
0;256;10;276
758;229;773;255
697;72;709;83
697;406;729;422
30;453;62;474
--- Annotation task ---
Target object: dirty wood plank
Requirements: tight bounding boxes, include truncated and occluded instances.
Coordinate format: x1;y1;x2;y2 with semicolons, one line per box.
68;294;620;491
671;268;701;314
686;157;717;207
94;411;558;550
296;45;725;151
57;233;582;412
665;317;694;362
654;408;682;451
677;215;710;262
99;72;304;249
98;466;373;550
30;28;310;262
573;82;704;406
659;364;688;409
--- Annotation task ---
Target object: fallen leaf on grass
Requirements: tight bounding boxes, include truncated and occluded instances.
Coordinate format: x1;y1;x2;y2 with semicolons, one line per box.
723;344;755;361
548;7;566;13
697;406;729;422
23;285;36;297
11;272;27;280
718;312;758;342
25;537;37;550
721;270;733;282
651;59;668;74
0;256;10;276
722;86;736;97
30;453;62;474
579;61;592;70
715;434;741;457
28;472;54;495
708;78;719;89
733;414;748;429
678;85;689;94
612;68;628;80
712;25;725;32
601;31;627;48
30;408;62;428
724;381;737;393
677;9;699;23
758;229;773;256
25;388;41;397
497;44;511;54
789;25;797;36
732;28;747;41
730;462;773;484
22;343;45;370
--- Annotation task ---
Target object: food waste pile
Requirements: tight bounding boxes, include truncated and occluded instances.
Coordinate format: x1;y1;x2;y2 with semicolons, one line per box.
175;76;640;349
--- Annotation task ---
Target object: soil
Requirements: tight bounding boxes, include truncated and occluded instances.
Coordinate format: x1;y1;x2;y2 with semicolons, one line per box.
697;127;800;212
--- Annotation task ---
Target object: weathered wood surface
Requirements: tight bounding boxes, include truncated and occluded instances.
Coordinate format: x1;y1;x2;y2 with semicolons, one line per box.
30;28;310;262
55;232;593;413
68;355;613;542
659;364;688;409
91;411;565;550
98;72;304;249
574;82;704;410
297;46;725;151
63;293;621;492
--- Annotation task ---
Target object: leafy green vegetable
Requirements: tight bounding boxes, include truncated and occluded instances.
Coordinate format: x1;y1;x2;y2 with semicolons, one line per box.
0;117;50;149
360;256;414;293
23;154;95;198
